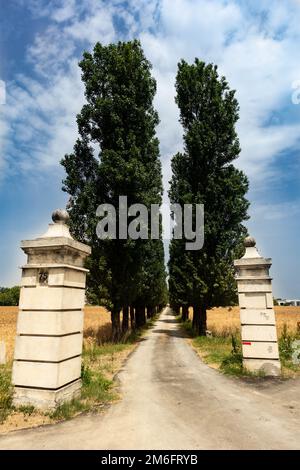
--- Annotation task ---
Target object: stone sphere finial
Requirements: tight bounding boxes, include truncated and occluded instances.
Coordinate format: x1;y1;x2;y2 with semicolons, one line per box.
52;209;70;225
244;235;256;248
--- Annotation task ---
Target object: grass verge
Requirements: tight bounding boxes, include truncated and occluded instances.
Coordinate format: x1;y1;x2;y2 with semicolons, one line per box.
0;364;13;424
180;318;300;378
0;313;159;432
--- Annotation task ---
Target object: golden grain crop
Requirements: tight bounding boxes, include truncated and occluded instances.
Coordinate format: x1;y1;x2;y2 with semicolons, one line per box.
1;305;300;361
0;306;112;361
188;306;300;336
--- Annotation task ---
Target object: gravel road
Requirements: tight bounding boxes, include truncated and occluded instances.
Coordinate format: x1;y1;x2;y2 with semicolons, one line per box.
0;307;299;449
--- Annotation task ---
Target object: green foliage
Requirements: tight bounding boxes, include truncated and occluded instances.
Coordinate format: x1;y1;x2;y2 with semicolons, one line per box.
81;363;92;386
279;324;294;360
220;352;244;375
183;320;300;377
192;334;260;377
0;365;13;423
220;336;244;375
49;351;116;421
61;40;167;338
180;320;266;377
278;323;300;372
0;319;159;425
18;405;35;415
168;59;249;334
48;399;87;421
180;318;196;336
231;333;241;355
81;373;113;403
0;286;20;306
83;342;130;360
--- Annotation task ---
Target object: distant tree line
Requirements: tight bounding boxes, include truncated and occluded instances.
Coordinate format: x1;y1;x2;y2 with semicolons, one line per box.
0;286;20;306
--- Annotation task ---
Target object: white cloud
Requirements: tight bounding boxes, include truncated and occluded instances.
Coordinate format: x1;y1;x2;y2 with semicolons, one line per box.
251;200;300;221
139;0;300;195
2;0;300;193
1;1;118;178
2;0;300;294
14;0;53;18
51;0;77;23
65;7;115;45
28;26;77;76
2;62;85;174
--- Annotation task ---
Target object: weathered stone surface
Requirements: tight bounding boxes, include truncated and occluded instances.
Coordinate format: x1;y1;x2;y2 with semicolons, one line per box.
16;310;83;336
13;380;81;410
12;210;90;409
237;280;272;293
241;325;278;342
242;341;279;359
14;333;83;362
240;309;275;325
238;292;268;309
21;266;88;288
19;286;86;310
235;237;281;376
243;358;281;376
13;356;82;389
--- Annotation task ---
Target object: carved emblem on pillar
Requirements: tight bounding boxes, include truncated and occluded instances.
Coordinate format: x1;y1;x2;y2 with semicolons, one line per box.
12;209;91;409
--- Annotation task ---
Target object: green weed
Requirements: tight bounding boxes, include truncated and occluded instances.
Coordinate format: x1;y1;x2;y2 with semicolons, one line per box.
0;365;13;424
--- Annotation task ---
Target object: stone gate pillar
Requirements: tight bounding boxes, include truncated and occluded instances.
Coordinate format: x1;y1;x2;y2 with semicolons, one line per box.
234;236;281;376
12;209;91;409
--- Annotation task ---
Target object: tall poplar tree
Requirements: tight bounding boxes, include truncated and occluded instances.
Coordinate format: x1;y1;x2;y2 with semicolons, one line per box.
169;59;249;335
61;40;166;339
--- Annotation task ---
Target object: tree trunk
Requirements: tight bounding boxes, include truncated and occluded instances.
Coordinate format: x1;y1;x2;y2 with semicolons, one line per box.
192;304;201;335
147;306;151;319
129;306;135;329
147;306;155;318
141;306;146;325
111;309;121;342
199;305;207;336
135;306;140;327
122;305;129;334
135;305;146;328
182;305;189;322
193;304;207;336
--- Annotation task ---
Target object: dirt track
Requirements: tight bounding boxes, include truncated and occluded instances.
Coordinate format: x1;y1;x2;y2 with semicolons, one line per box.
0;307;299;450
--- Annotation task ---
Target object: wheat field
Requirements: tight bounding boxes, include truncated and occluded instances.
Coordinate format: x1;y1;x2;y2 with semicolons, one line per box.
1;305;300;361
0;306;112;361
199;306;300;337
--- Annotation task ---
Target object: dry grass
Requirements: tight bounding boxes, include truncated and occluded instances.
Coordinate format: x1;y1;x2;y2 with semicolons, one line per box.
0;306;134;434
184;306;300;378
187;306;300;337
83;306;112;346
0;307;18;362
0;306;113;362
0;408;52;432
0;304;299;432
2;305;300;361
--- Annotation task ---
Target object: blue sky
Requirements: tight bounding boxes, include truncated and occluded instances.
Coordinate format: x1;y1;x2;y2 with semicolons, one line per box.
0;0;299;298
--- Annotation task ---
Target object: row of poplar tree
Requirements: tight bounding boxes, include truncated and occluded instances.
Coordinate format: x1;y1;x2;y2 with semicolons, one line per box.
61;40;249;340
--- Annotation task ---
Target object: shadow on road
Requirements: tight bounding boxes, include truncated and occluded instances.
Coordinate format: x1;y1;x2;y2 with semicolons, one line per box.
158;318;179;324
153;326;190;339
